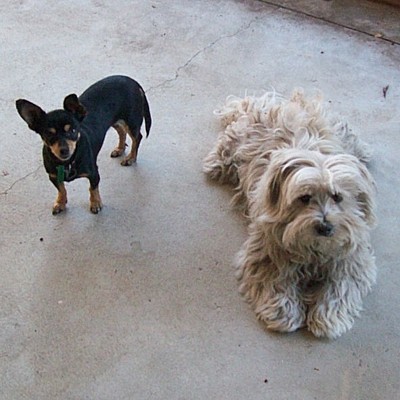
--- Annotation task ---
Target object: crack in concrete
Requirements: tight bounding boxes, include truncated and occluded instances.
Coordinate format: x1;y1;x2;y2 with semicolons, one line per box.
0;165;41;196
144;2;399;96
260;0;400;45
145;17;260;93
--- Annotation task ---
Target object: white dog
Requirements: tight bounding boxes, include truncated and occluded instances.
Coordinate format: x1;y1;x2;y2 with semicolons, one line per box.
203;90;376;339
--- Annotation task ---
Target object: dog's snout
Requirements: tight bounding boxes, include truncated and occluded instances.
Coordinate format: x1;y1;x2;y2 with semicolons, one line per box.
315;221;334;237
59;147;70;158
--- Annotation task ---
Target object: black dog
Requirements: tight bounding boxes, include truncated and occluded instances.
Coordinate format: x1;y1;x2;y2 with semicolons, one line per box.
16;75;151;214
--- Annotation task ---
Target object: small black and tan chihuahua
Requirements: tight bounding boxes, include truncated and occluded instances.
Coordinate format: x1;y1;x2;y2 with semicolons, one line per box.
16;75;151;214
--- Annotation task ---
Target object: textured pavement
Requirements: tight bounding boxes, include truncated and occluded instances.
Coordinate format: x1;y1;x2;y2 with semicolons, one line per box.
1;1;399;399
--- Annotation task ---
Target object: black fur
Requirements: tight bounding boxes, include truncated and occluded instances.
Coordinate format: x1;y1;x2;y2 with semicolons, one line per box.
16;75;151;214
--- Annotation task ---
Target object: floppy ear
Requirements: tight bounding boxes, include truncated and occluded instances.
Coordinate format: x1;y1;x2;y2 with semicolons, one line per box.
268;166;284;208
252;157;298;221
15;99;47;133
63;94;87;121
326;154;376;227
267;162;297;209
355;162;376;227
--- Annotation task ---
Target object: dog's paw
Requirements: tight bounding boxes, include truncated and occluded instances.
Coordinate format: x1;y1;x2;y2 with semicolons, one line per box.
52;203;66;215
110;147;125;158
307;304;355;339
89;187;103;214
52;189;67;215
203;162;223;180
90;201;103;214
120;156;136;166
237;255;306;333
256;302;306;333
243;284;306;332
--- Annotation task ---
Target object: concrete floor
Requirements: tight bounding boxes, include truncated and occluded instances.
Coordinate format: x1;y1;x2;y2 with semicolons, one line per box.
1;0;399;399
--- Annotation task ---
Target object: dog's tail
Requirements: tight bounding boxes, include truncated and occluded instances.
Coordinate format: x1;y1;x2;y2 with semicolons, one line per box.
142;90;152;138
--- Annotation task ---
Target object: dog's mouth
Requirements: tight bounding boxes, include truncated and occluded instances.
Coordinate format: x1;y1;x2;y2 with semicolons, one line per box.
48;139;78;161
281;219;352;262
54;151;72;161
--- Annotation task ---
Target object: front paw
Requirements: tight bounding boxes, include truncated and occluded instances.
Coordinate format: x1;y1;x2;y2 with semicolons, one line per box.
254;297;306;333
52;185;67;215
89;187;102;214
307;304;355;339
120;155;136;166
110;147;125;158
239;280;306;333
236;248;306;333
90;200;103;214
52;202;66;215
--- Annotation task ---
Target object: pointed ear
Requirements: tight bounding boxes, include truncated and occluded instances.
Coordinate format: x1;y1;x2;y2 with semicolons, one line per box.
63;94;87;121
16;99;47;133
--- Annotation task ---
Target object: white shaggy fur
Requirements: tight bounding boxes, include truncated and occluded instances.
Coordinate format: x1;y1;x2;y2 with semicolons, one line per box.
203;90;376;339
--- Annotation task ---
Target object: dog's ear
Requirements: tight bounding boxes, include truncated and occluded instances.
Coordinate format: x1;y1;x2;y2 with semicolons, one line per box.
355;162;376;227
251;162;289;221
63;94;87;121
357;192;375;226
269;170;283;207
16;99;47;133
267;163;297;209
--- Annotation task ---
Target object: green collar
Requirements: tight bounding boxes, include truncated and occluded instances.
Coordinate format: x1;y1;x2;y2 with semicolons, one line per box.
56;165;65;184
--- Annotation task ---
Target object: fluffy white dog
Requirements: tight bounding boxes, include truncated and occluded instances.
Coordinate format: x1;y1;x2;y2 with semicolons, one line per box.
203;90;376;339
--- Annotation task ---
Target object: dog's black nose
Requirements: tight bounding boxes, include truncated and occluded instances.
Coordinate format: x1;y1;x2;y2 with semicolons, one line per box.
59;147;70;158
315;221;334;237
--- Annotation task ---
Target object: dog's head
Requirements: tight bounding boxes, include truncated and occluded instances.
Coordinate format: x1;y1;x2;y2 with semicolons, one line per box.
254;149;375;260
16;95;87;162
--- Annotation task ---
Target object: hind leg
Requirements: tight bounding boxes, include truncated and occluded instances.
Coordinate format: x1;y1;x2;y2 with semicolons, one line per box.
121;126;142;166
87;171;102;214
202;131;240;185
111;121;127;158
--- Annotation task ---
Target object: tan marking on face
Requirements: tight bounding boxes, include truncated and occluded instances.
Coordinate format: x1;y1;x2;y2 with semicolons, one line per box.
64;124;71;132
66;139;77;154
49;142;62;159
49;128;57;134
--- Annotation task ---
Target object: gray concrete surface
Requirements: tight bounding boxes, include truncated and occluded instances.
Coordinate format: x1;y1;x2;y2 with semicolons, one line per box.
1;1;399;399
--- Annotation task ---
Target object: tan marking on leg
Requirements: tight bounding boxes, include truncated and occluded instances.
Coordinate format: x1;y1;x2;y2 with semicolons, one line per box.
121;127;139;166
111;121;127;158
52;183;68;215
89;187;103;214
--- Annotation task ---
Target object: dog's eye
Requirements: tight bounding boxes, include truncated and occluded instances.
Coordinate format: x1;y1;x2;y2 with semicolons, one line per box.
299;194;312;205
332;193;343;203
66;129;78;139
